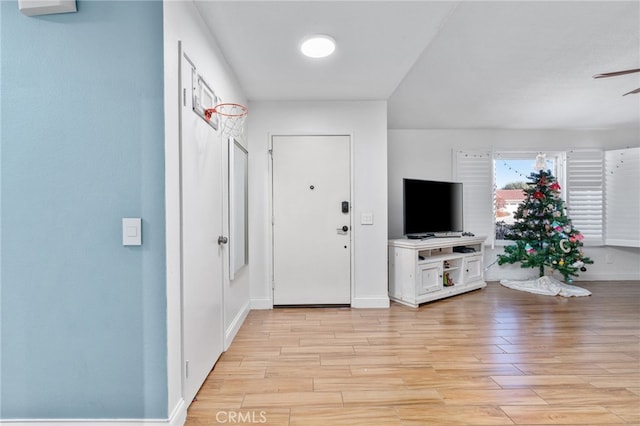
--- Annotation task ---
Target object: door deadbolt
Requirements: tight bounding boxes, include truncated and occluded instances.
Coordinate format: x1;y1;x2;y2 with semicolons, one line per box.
218;236;228;245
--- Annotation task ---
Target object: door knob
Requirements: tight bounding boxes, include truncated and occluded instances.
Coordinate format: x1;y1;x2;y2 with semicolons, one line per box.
218;236;228;245
341;225;349;232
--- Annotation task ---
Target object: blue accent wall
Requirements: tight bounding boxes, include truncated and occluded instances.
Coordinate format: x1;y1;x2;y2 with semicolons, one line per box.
0;1;167;419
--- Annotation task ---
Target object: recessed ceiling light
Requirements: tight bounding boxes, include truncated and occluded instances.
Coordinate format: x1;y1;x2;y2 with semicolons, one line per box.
300;35;336;58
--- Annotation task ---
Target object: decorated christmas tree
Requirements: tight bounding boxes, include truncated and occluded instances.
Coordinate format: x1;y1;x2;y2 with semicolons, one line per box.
497;159;593;283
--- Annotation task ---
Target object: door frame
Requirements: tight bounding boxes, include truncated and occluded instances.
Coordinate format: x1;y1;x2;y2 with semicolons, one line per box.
268;133;355;307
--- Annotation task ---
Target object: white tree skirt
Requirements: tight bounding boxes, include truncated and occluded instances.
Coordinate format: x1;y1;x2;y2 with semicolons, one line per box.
500;275;591;297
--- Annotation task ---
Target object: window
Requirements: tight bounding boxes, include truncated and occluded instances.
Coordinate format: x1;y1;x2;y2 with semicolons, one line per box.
455;149;603;247
494;152;563;243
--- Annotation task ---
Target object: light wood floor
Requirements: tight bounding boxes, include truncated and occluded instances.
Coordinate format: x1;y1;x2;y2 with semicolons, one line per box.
186;281;640;425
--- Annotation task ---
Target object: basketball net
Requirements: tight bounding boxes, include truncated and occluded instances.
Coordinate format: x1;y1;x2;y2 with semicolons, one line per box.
205;103;248;138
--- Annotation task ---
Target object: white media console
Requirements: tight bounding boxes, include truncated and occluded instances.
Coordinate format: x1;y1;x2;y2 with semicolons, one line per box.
388;236;487;308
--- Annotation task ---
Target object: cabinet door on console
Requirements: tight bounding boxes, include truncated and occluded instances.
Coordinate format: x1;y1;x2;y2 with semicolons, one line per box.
418;262;442;295
463;255;483;284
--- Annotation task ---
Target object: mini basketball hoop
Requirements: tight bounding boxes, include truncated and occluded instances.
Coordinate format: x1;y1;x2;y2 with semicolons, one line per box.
205;103;248;138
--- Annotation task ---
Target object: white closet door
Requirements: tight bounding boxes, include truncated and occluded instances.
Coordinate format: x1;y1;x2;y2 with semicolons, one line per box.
180;51;224;404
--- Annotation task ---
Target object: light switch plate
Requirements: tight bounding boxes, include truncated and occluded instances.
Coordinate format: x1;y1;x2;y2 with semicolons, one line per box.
122;218;142;246
19;0;77;16
361;212;374;225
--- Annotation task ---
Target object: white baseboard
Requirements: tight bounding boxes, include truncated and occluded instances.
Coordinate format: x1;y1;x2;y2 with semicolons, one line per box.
0;400;187;426
0;422;171;426
0;419;177;425
351;296;390;308
486;273;640;282
168;398;187;426
573;273;640;281
225;301;251;350
250;298;272;310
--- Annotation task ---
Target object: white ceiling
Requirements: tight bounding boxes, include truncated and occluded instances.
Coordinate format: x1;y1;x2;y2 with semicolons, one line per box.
196;1;640;130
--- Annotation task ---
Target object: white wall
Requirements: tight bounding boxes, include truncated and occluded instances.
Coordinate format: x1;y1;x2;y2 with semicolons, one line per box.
163;1;250;420
248;101;390;309
388;128;640;281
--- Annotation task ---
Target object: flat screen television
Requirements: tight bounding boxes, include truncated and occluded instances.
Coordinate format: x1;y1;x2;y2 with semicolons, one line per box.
403;178;463;238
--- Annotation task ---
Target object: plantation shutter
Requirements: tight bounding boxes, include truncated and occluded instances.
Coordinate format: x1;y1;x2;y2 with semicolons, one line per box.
565;150;604;246
605;147;640;247
453;150;494;246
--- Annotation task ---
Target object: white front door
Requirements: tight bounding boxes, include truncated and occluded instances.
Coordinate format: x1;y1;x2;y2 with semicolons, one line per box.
272;135;351;305
180;51;224;404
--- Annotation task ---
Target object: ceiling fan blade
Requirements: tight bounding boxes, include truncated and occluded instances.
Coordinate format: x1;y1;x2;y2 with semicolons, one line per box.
622;87;640;96
593;68;640;79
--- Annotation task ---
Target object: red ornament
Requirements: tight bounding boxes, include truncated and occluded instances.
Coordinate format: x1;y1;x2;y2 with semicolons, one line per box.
550;182;561;191
533;191;544;199
539;176;546;185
